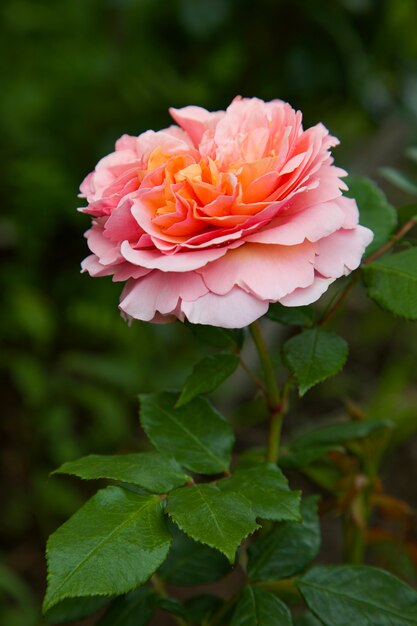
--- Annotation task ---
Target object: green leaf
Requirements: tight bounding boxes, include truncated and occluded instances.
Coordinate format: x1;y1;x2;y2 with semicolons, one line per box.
184;594;223;625
230;586;293;626
97;588;156;626
188;323;245;349
45;596;111;624
297;565;417;626
176;353;239;407
167;483;259;563
139;392;234;474
345;176;397;255
362;248;417;320
44;486;171;611
282;329;348;396
280;419;392;469
157;596;188;620
53;452;189;493
295;613;323;626
267;303;314;327
219;463;301;522
397;203;417;227
159;523;230;584
379;166;417;196
247;496;320;581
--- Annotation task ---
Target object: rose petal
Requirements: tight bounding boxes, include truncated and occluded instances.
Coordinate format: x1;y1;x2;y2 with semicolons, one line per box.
120;240;230;271
119;271;208;321
279;276;336;306
199;241;315;300
314;226;373;278
182;286;269;328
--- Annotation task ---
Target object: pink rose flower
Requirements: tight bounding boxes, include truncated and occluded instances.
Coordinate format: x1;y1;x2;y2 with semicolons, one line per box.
80;97;373;328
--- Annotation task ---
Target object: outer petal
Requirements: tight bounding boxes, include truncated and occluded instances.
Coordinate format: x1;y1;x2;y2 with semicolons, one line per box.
119;271;208;321
199;242;315;300
81;254;151;282
182;287;269;328
279;276;335;306
85;224;121;265
314;226;373;278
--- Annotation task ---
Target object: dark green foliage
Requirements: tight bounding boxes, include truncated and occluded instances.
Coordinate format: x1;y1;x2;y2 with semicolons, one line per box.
53;452;189;493
248;496;321;581
230;586;293;626
44;487;171;611
362;249;417;320
267;304;314;327
139;392;234;474
159;524;231;584
218;463;301;522
280;419;392;469
97;588;156;626
345;177;397;256
297;566;417;626
282;329;348;395
176;353;239;406
167;483;259;563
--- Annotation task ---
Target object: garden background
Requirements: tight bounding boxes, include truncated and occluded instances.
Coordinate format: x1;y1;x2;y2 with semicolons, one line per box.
1;0;417;624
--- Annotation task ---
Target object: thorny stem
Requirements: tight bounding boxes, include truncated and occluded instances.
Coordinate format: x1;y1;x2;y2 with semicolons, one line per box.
249;322;285;463
319;216;417;326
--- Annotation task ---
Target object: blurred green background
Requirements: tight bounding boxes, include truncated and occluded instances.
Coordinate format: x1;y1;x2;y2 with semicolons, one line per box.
1;0;417;624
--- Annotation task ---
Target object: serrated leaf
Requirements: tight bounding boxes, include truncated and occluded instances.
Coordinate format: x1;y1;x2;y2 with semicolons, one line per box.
139;392;234;474
380;167;417;196
248;496;320;581
362;248;417;320
44;486;171;611
176;353;239;407
97;588;156;626
297;565;417;626
45;596;111;624
267;303;314;327
53;452;189;493
167;483;259;563
159;523;230;584
346;176;397;255
282;329;348;396
280;419;392;469
230;586;292;626
219;463;301;522
188;323;245;349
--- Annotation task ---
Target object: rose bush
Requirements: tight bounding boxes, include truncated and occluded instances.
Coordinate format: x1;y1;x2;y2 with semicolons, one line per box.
80;97;372;328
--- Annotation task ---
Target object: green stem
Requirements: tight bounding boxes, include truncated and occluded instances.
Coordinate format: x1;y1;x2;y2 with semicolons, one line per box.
249;322;283;463
364;216;417;264
319;273;360;326
254;578;301;600
343;508;365;565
